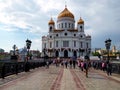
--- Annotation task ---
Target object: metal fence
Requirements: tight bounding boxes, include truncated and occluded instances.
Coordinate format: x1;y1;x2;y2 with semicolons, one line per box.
0;59;46;79
91;60;120;74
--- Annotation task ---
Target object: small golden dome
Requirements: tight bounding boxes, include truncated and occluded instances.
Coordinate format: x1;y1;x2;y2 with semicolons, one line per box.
78;17;84;24
58;7;74;19
48;18;55;25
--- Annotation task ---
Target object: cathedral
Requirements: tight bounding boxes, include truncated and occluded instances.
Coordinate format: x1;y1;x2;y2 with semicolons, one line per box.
42;6;91;58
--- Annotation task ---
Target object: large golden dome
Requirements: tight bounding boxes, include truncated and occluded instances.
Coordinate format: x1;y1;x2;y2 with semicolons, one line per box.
58;7;74;19
48;18;55;25
78;17;84;24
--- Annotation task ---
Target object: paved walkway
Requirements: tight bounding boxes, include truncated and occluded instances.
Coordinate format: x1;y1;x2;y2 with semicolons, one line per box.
0;65;120;90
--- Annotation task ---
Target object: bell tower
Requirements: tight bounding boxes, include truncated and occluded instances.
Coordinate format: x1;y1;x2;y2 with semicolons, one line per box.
48;18;55;33
77;17;84;33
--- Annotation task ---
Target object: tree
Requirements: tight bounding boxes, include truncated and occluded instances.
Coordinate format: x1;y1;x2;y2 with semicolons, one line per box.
92;52;100;56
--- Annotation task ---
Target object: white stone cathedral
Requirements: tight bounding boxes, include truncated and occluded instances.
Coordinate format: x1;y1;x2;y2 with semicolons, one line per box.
42;6;91;58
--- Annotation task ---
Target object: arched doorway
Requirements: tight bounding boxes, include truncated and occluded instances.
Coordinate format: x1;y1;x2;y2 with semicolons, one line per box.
64;50;68;58
73;51;77;57
55;51;59;57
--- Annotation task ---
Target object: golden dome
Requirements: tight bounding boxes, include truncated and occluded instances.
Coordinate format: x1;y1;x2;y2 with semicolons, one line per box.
78;17;84;24
58;7;74;19
48;18;55;25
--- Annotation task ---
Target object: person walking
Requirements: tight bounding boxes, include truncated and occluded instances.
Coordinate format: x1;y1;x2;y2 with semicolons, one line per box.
65;59;68;68
81;61;84;71
83;59;90;78
69;59;72;68
106;62;112;76
72;56;76;69
46;61;49;68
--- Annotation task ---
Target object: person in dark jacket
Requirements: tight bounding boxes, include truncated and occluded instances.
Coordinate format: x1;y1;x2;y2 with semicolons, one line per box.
72;56;76;69
106;62;112;76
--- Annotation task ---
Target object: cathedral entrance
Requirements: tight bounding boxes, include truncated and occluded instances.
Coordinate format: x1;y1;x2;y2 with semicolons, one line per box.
73;51;77;57
64;50;68;58
55;51;59;57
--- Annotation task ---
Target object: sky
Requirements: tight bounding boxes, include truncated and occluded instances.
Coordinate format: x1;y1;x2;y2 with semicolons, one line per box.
0;0;120;52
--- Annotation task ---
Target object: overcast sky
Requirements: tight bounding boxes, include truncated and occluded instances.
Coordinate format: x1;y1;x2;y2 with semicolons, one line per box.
0;0;120;52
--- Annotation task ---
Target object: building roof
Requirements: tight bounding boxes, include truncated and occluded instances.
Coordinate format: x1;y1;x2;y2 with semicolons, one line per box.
77;17;84;24
58;7;74;19
48;18;55;25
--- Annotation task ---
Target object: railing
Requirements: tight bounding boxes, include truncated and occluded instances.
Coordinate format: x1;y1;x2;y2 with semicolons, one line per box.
111;61;120;74
0;59;46;79
91;60;120;74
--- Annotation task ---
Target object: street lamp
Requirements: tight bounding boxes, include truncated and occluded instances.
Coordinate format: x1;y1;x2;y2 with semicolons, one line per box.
26;39;32;61
105;38;111;63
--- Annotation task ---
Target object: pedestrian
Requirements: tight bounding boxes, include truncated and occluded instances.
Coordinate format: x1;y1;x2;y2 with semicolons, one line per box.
81;61;84;71
69;59;72;68
83;60;89;78
106;62;112;76
72;56;76;69
65;59;68;68
102;62;105;71
77;59;81;69
46;61;49;68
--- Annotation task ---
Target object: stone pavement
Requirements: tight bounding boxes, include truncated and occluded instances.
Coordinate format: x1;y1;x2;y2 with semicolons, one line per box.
0;65;120;90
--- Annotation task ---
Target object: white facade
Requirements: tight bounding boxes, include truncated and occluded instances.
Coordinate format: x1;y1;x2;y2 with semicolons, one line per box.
42;7;91;58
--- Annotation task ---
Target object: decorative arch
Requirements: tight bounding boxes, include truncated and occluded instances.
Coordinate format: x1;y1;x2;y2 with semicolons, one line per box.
55;50;59;57
73;50;77;57
64;50;68;58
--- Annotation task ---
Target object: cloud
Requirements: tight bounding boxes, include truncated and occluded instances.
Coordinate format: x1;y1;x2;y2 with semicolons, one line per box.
0;0;120;51
31;38;42;51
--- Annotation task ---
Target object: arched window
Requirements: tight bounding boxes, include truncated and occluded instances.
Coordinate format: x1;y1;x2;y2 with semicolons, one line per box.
49;26;52;32
74;41;76;47
65;23;67;28
72;24;74;28
74;34;76;37
50;36;52;38
73;51;77;57
80;26;82;31
61;23;63;28
64;50;68;58
86;43;89;48
56;51;59;57
56;34;58;37
69;23;71;28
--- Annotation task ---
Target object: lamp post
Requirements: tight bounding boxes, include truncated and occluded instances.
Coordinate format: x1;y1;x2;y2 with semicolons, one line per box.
26;39;32;61
105;38;111;63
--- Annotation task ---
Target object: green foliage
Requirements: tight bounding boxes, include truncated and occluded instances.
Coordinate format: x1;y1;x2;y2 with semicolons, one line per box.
0;54;5;60
115;51;120;54
92;52;101;56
